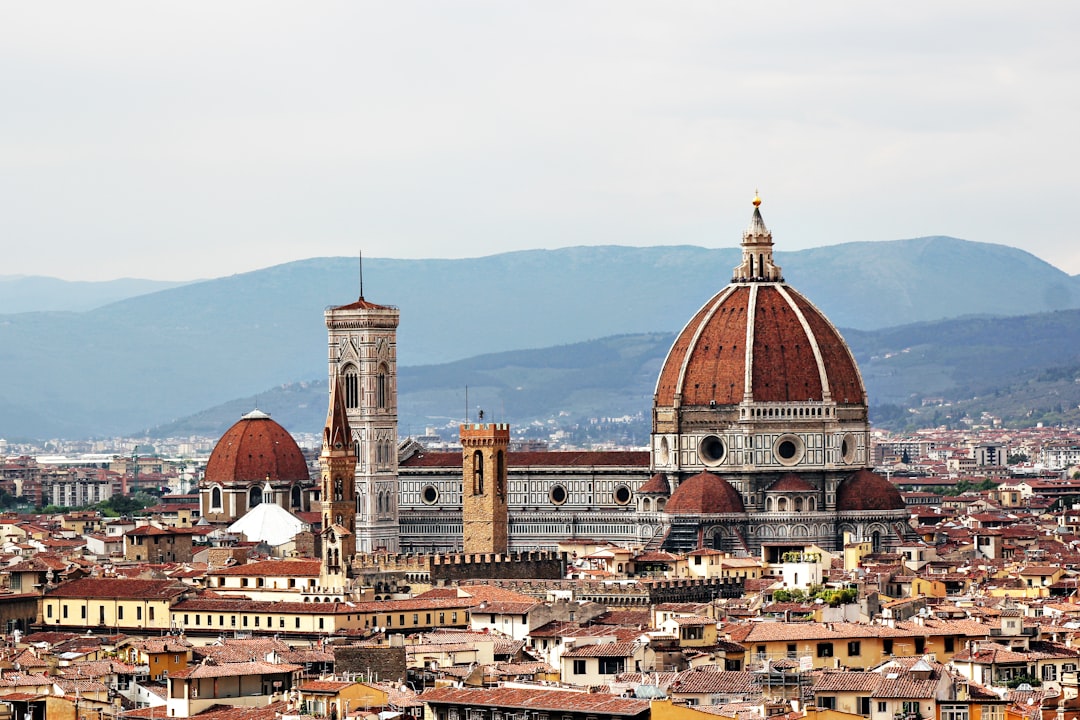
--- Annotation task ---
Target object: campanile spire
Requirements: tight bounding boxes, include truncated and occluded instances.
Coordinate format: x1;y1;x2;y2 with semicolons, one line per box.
732;192;782;282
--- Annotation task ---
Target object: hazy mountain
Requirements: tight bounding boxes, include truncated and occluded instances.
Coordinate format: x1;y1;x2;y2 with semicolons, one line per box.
0;275;192;313
1;237;1077;439
151;307;1080;440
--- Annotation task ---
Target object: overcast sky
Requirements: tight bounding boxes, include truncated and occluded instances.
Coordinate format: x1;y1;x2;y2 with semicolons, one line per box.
3;3;1079;280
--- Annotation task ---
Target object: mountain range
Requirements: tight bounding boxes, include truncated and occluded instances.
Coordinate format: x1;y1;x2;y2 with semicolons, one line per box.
151;307;1080;441
0;236;1077;440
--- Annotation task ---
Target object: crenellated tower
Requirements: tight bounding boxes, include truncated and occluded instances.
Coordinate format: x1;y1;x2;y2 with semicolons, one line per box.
325;293;401;553
460;422;510;554
319;376;357;589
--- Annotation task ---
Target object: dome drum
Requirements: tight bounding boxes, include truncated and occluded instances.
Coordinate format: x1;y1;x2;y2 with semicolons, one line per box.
655;428;867;474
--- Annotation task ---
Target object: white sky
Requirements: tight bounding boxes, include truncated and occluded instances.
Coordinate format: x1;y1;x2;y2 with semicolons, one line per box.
2;2;1079;280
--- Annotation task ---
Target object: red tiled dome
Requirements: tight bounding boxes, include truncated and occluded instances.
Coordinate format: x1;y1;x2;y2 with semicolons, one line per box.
665;472;745;514
204;410;310;484
638;473;671;495
767;474;816;493
654;284;864;407
836;469;905;512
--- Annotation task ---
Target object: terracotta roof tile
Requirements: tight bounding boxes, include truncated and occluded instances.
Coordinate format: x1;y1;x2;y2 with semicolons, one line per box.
420;686;649;715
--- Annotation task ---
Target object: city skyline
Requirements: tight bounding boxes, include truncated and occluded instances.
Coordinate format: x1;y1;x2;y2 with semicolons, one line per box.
2;3;1079;280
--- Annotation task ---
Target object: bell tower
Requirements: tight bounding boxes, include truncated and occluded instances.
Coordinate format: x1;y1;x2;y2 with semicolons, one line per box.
325;292;401;553
460;421;510;554
320;376;356;590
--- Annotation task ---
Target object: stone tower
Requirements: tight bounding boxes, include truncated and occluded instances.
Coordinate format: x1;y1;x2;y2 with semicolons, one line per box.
319;376;356;590
460;422;510;554
325;294;401;553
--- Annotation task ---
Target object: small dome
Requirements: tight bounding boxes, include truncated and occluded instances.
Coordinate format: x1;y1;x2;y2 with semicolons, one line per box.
767;474;817;493
665;472;745;514
836;469;905;512
638;473;671;495
204;410;309;484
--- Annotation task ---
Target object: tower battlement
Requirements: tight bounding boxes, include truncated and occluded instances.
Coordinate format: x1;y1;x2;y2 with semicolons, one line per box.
460;423;511;443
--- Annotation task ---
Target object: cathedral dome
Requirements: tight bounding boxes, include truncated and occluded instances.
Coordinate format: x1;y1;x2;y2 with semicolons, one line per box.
836;469;905;512
204;410;310;484
665;472;745;514
655;283;864;407
654;200;864;410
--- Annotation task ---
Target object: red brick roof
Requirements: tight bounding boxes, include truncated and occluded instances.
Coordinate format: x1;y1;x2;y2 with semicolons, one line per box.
563;641;638;658
44;578;189;600
208;559;323;577
638;473;670;495
204;411;310;484
332;296;393;311
655;284;864;407
836;469;906;512
420;686;650;716
170;659;301;679
665;472;745;515
768;474;817;493
173;596;473;614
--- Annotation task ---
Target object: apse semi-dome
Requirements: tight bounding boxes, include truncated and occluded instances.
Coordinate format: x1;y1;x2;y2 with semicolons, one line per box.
204;409;310;483
836;469;906;512
767;474;817;493
664;472;746;515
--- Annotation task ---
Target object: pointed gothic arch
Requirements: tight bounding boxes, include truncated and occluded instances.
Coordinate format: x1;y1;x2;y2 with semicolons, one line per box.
376;363;389;409
343;364;360;409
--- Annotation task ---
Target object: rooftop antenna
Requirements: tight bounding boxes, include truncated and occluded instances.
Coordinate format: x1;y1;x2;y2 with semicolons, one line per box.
359;250;364;299
464;385;469;425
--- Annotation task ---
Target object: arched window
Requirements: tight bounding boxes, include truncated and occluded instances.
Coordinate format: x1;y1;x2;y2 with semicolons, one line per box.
777;497;788;512
343;365;359;409
354;440;361;459
808;497;816;511
376;364;389;410
291;485;301;508
472;450;484;495
211;486;222;511
249;485;262;508
765;497;773;512
795;498;803;512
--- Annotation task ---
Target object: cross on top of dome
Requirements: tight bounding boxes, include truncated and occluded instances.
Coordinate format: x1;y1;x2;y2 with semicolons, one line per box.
732;192;783;282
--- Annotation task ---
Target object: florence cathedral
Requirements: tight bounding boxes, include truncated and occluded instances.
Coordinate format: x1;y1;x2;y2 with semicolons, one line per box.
201;197;910;564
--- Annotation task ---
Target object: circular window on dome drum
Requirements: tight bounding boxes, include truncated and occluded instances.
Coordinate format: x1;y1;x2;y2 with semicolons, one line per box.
550;484;568;505
421;485;439;505
841;433;857;464
613;485;632;506
699;435;727;466
773;434;805;466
